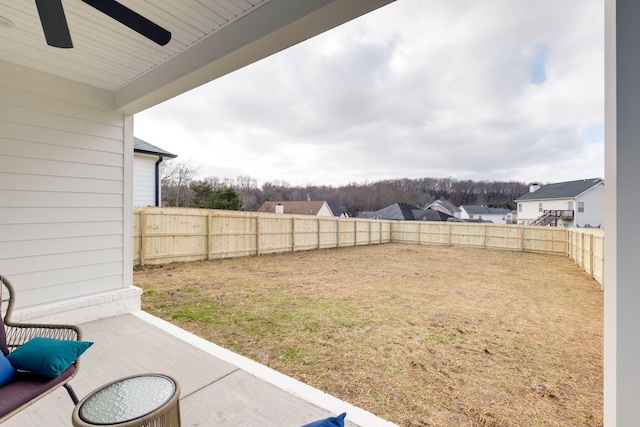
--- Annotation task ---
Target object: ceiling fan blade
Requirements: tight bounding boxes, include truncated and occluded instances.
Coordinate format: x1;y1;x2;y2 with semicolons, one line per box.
81;0;171;46
35;0;73;48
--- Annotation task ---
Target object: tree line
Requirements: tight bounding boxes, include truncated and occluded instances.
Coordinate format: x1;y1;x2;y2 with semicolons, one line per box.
160;160;529;216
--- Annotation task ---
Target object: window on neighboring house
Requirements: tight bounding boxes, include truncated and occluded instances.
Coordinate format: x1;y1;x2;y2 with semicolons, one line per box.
469;214;474;219
568;201;574;210
518;203;522;212
578;201;585;212
539;203;543;212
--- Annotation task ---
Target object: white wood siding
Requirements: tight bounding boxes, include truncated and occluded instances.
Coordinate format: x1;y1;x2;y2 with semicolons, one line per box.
0;64;132;313
518;197;573;224
133;154;158;207
317;202;335;217
575;184;605;228
459;209;508;224
479;213;508;224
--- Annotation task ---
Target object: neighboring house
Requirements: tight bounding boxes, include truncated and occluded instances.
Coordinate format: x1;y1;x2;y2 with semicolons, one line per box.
257;201;335;217
133;138;177;207
515;178;604;228
425;199;461;219
332;209;350;217
358;203;455;221
459;205;513;224
420;209;457;222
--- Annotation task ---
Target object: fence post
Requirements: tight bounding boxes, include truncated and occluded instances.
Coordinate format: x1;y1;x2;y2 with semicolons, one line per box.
482;224;487;249
520;226;525;252
292;217;296;252
206;212;212;260
140;210;147;266
589;232;594;279
256;215;261;256
318;218;322;250
580;232;585;269
448;223;452;246
354;220;358;246
336;218;340;248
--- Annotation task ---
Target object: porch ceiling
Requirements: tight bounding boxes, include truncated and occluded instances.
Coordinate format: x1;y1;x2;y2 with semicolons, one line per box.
0;0;394;114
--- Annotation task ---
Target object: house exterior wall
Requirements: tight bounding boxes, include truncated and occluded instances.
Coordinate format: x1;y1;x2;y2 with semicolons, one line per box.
517;198;573;225
430;204;460;218
459;209;508;224
0;62;138;323
317;202;335;217
133;153;158;207
481;213;509;224
575;185;605;228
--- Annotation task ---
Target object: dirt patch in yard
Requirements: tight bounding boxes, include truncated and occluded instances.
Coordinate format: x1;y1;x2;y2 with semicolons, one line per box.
135;243;603;427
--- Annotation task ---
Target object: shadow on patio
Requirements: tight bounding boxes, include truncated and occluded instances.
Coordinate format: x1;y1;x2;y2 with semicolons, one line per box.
3;312;396;427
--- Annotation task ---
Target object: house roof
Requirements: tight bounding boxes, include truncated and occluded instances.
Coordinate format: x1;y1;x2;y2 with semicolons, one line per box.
515;178;604;201
376;203;422;220
134;137;177;158
460;205;511;215
357;203;454;221
257;201;332;216
0;0;394;114
417;209;456;222
426;199;460;212
356;203;415;220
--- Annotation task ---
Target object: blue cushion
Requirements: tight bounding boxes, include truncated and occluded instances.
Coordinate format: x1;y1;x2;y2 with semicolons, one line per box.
301;412;346;427
0;352;14;386
6;337;92;378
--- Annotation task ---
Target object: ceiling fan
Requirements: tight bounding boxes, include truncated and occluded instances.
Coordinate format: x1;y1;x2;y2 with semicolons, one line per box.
35;0;171;48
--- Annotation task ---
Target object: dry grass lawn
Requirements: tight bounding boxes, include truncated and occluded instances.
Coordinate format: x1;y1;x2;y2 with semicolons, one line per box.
135;243;603;427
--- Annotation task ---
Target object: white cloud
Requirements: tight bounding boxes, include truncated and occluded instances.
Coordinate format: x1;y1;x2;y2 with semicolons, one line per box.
135;0;604;187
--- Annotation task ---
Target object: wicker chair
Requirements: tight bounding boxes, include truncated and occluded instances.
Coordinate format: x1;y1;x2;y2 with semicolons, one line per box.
0;274;82;422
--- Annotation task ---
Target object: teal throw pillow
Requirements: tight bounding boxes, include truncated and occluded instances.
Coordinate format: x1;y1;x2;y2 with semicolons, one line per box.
301;412;346;427
0;352;14;386
7;337;93;378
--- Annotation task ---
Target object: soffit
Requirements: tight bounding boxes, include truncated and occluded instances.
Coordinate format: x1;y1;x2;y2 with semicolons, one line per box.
0;0;395;114
0;0;265;91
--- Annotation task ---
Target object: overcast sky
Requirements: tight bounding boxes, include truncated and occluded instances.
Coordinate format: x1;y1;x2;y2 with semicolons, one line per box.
134;0;604;188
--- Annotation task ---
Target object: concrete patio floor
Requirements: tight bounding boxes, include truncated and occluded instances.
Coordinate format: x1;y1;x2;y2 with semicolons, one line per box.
3;312;396;427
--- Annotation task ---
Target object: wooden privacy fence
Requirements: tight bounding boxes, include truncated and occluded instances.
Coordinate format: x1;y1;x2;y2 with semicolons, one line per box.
391;221;604;289
133;207;604;288
133;207;391;265
567;228;605;287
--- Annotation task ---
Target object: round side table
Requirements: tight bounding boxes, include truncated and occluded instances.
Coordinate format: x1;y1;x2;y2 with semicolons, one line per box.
72;374;180;427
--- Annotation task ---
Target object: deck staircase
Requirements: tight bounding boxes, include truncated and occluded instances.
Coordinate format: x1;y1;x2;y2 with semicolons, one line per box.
532;210;574;227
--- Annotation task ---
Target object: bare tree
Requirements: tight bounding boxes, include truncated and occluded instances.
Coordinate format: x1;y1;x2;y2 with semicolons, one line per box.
235;175;258;211
161;160;199;206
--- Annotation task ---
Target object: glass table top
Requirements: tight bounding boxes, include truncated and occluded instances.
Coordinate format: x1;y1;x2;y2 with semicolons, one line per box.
79;374;176;425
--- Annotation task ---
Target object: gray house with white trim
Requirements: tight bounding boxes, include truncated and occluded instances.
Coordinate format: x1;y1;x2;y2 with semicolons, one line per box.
459;205;512;224
515;178;604;228
133;138;177;207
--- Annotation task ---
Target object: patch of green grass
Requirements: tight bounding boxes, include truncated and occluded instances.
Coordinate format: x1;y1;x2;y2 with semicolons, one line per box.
171;301;222;323
425;332;449;343
283;347;305;361
304;321;321;332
